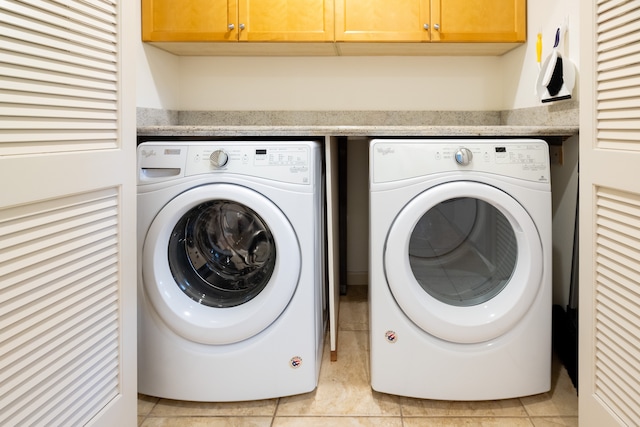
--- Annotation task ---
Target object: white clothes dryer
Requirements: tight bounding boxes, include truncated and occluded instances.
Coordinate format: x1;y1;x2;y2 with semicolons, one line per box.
137;141;326;401
369;138;552;400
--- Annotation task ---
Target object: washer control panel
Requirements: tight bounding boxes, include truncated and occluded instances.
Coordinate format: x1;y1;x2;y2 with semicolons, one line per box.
138;142;314;185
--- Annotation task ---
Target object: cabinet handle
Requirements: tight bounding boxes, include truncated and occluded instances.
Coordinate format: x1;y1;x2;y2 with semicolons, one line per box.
228;23;235;31
239;23;245;30
434;24;440;31
423;24;429;30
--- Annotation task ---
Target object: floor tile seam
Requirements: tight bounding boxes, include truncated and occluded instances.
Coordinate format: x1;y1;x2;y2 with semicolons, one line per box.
142;412;580;419
273;415;402;418
142;414;571;420
143;414;544;418
400;415;534;418
142;415;275;419
138;399;159;424
139;397;160;416
518;397;534;417
518;403;579;416
526;415;579;419
141;413;579;419
138;414;149;426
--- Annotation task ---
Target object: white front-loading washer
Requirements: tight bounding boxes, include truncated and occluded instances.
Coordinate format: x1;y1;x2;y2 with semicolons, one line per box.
137;141;326;401
369;138;552;400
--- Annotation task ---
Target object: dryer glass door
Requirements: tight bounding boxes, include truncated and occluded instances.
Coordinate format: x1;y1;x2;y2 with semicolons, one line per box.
384;181;543;344
408;197;517;307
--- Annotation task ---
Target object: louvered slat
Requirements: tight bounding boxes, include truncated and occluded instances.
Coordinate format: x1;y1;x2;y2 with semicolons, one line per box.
595;0;640;150
1;131;116;146
593;186;640;425
0;0;118;155
594;334;640;422
597;75;640;93
597;0;628;14
597;8;640;41
1;89;117;110
0;188;122;426
595;332;640;399
596;301;640;352
3;105;118;121
0;48;116;82
596;283;640;340
2;16;116;60
1;118;118;131
3;0;117;42
0;62;117;91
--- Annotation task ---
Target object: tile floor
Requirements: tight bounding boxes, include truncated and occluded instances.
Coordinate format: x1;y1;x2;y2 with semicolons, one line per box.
138;286;579;426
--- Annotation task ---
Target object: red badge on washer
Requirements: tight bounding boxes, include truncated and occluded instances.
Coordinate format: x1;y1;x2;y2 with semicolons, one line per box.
385;330;398;343
290;356;303;369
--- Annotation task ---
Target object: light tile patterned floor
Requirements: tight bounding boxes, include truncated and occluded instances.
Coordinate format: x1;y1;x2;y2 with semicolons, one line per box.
138;286;579;426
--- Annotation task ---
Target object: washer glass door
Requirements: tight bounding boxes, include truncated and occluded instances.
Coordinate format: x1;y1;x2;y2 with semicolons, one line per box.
168;199;276;308
143;184;301;345
384;181;543;344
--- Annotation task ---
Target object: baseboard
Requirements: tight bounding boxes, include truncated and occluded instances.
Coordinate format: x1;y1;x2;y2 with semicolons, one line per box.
346;271;368;286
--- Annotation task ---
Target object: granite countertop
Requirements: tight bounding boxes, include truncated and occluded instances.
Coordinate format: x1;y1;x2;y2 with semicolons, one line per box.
136;104;580;139
137;124;577;138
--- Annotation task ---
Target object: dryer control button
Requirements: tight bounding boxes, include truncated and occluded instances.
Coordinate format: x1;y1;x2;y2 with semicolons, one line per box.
210;149;229;168
455;147;473;166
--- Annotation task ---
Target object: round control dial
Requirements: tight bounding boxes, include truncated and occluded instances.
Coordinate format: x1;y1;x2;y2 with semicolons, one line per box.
209;149;229;168
454;147;473;166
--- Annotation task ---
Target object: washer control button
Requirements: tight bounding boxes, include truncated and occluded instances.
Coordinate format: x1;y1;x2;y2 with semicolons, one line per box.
209;149;229;168
455;147;473;166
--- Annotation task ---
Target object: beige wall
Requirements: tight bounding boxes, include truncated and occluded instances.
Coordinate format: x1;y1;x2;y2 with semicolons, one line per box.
173;56;506;111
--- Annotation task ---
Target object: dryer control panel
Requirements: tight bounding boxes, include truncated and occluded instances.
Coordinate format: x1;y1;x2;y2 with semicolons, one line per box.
370;139;550;185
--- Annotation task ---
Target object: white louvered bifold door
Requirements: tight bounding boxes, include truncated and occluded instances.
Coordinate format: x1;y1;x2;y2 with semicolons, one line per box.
580;0;640;425
0;1;136;426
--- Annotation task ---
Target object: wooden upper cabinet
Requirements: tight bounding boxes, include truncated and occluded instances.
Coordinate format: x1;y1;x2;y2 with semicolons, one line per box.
241;0;334;41
142;0;236;41
431;0;526;42
142;0;526;54
142;0;334;42
335;0;430;42
335;0;525;43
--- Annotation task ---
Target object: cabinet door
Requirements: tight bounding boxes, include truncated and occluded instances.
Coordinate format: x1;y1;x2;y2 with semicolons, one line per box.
335;0;430;42
431;0;526;42
142;0;238;41
240;0;334;41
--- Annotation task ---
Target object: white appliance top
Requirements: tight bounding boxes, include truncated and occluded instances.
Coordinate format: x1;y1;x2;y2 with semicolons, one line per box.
138;141;315;185
370;139;550;185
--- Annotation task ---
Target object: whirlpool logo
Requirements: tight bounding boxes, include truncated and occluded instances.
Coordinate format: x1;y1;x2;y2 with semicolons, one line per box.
376;146;395;156
141;149;156;158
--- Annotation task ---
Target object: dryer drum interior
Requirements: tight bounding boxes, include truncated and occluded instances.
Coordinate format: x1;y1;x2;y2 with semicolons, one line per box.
408;197;517;307
168;199;276;308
